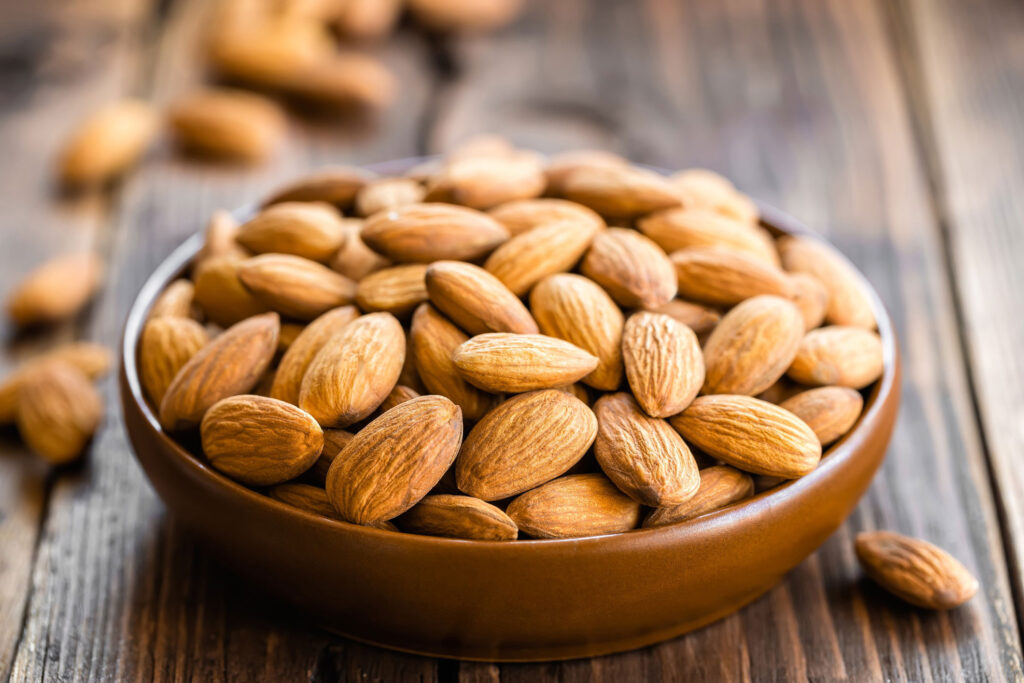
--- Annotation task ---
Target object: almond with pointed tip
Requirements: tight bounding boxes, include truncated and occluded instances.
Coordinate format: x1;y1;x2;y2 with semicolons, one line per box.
780;386;863;446
270;306;360;405
284;51;396;110
581;228;677;309
487;198;604;236
506;473;641;539
622;312;703;418
425;260;537;335
361;203;509;263
787;326;884;389
139;317;210;406
483;218;601;296
453;333;598;393
638;208;776;264
398;494;518;541
855;531;978;609
671;248;794;307
425;150;546;209
263;165;372;208
777;235;876;329
195;209;248;269
236;202;345;263
560;164;681;219
169;88;286;162
16;361;103;464
149;279;196;320
237;254;357;320
192;256;270;327
355;264;429;318
544;149;629;195
7;252;104;327
643;465;755;528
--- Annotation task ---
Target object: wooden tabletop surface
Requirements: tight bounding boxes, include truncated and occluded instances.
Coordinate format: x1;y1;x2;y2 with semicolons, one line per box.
2;0;1023;680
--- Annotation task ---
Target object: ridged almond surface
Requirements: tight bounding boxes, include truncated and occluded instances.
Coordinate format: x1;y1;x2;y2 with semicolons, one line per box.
669;169;759;225
16;361;103;464
425;151;546;209
268;483;342;521
670;395;822;478
487;198;604;236
671;248;794;306
236;202;345;263
270;306;360;405
0;343;111;424
777;235;877;329
855;531;978;610
200;395;323;486
355;264;429;318
361;203;509;262
645;299;720;335
780;386;863;446
139;317;210;406
483;218;601;296
192;256;270;327
452;333;598;393
326;395;463;524
637;208;777;264
169;88;285;162
149;279;196;320
299;312;404;427
355;177;426;217
159;312;280;431
457;389;597;500
425;260;537;335
560;164;681;219
787;326;884;389
6;252;104;327
594;393;700;507
580;228;677;309
409;304;496;421
702;295;804;396
622;312;703;417
789;272;829;331
643;465;755;528
58;99;158;186
330;218;391;280
207;14;333;89
398;494;518;541
263;165;372;208
506;473;641;539
529;273;624;390
237;254;357;320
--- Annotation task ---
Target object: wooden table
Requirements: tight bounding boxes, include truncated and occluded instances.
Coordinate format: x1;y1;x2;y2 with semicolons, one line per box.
2;0;1023;680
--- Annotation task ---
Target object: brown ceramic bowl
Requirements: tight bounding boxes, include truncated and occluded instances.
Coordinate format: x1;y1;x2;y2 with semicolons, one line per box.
119;158;900;662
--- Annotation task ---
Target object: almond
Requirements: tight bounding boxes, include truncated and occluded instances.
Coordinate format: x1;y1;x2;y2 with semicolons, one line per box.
159;312;279;431
58;99;158;186
149;279;196;320
195;209;248;270
487;198;604;236
277;323;305;352
192;256;270;327
139;317;210;406
397;494;518;541
330;218;392;280
355;264;429;318
645;299;720;335
283;52;396;110
425;260;538;334
622;312;703;417
268;483;342;520
637;208;776;264
787;326;884;389
560;164;681;219
298;312;404;427
361;203;509;263
263;165;372;208
580;228;677;308
457;389;597;500
16;361;103;464
425;151;546;209
7;252;104;327
238;254;357;320
702;295;804;396
208;15;333;89
593;393;700;506
0;343;111;424
506;473;641;539
326;395;463;524
452;333;598;393
670;395;822;478
643;465;755;528
356;177;426;217
378;384;421;413
483;218;601;296
789;272;829;331
544;149;629;195
780;386;863;446
270;306;360;405
669;169;759;225
777;235;876;329
670;248;794;307
236;202;345;262
529;273;624;391
855;531;978;609
169;88;286;162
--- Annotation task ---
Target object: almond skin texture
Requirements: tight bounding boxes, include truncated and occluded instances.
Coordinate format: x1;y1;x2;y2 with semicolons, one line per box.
268;483;342;520
855;531;979;609
200;395;323;486
326;396;463;525
646;299;721;335
299;312;405;428
149;279;196;320
778;235;876;329
192;256;270;327
139;317;210;406
560;164;681;219
425;260;538;335
483;218;601;296
7;252;104;327
781;386;863;446
397;494;518;541
159;312;280;432
670;248;795;307
452;333;598;393
622;312;704;418
488;198;604;236
581;228;677;309
263;166;372;209
59;99;158;187
530;273;624;391
457;389;598;501
789;273;829;331
236;202;345;263
270;306;360;405
355;264;429;318
410;304;496;421
702;295;804;396
16;361;103;464
169;88;285;162
425;151;546;210
237;254;357;321
361;203;509;263
787;326;884;389
356;177;426;217
670;395;822;478
637;208;777;265
594;393;700;507
643;465;755;528
506;473;642;539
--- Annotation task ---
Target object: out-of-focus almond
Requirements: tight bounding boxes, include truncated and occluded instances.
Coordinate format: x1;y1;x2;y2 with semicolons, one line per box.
506;473;641;539
789;272;829;331
669;169;759;225
787;326;884;389
425;260;537;335
561;164;681;219
425;151;546;209
638;208;777;265
195;210;248;269
334;0;403;40
855;531;978;609
361;203;509;263
236;202;345;262
58;99;158;187
643;465;754;528
192;256;270;327
398;494;518;541
581;228;677;309
7;252;104;327
149;279;196;320
671;248;794;307
284;52;396;110
356;178;426;217
406;0;524;33
780;386;863;446
330;218;392;280
645;299;720;335
270;306;360;405
453;333;598;393
238;254;357;320
268;483;342;520
483;218;601;296
0;343;111;424
16;361;103;464
263;166;372;208
622;312;703;418
139;317;210;406
355;264;429;318
544;149;628;195
777;235;876;329
169;88;286;162
488;198;604;236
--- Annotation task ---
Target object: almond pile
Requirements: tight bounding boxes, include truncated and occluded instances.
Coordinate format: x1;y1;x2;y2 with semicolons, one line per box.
142;141;887;542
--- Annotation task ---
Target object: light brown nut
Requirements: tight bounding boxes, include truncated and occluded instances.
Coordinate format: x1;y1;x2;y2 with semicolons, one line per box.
361;203;509;262
670;247;794;307
334;0;403;40
643;465;755;528
355;264;429;318
270;306;360;405
149;279;196;320
355;177;426;217
788;272;829;331
483;219;601;296
855;531;978;610
139;317;210;406
298;312;404;427
487;198;605;236
58;99;158;187
506;473;641;539
237;254;357;320
637;208;776;264
268;483;342;521
378;384;421;413
622;312;703;418
201;395;323;486
702;295;804;396
756;377;804;405
593;393;700;507
207;15;334;89
544;149;629;195
406;0;524;33
326;395;463;524
456;389;597;501
787;326;884;389
529;273;624;391
236;202;345;263
195;209;248;269
409;304;497;421
425;260;538;335
16;361;103;465
669;169;759;225
330;218;392;281
283;51;397;110
452;333;598;393
192;256;270;327
580;228;677;309
169;89;286;162
0;343;111;425
397;494;518;541
6;252;104;327
159;312;280;432
560;164;681;219
644;299;720;335
780;386;863;446
425;151;547;209
670;395;822;478
777;235;876;329
263;166;372;209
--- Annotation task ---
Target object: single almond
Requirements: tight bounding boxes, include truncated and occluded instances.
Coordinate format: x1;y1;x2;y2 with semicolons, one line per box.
780;386;863;446
356;177;426;217
787;326;884;389
330;218;392;280
637;208;776;264
622;312;703;417
169;88;286;162
208;15;334;89
378;384;421;413
788;272;829;331
192;256;270;327
544;149;629;195
397;494;518;541
452;333;599;393
425;260;538;335
195;209;249;270
236;201;345;263
16;361;103;464
58;99;158;186
361;203;509;263
0;343;111;424
855;531;978;609
671;247;794;307
506;473;641;539
355;264;429;318
580;228;677;309
560;164;681;219
645;299;720;335
326;395;463;524
268;483;342;520
777;235;876;329
7;252;104;327
263;165;372;208
139;317;210;406
483;218;601;296
283;52;396;110
487;198;605;236
238;254;357;320
270;306;360;405
643;465;755;528
425;151;547;209
149;279;196;320
669;169;759;225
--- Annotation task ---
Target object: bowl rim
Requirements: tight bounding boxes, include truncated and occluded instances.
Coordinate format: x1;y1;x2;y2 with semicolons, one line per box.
121;156;899;550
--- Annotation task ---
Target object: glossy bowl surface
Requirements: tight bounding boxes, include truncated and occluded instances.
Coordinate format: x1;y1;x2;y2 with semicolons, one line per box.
119;158;901;662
